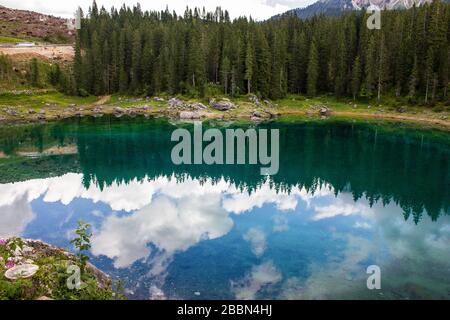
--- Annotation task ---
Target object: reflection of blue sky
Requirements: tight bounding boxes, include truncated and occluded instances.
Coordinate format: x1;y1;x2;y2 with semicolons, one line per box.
0;174;449;299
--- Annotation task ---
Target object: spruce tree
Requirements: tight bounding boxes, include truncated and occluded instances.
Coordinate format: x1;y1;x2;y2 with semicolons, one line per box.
307;38;319;97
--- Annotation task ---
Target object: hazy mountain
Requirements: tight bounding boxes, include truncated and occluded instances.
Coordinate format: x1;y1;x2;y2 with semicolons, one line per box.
273;0;437;20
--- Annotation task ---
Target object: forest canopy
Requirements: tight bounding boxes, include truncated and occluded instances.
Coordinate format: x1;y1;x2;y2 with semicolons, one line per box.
72;1;450;103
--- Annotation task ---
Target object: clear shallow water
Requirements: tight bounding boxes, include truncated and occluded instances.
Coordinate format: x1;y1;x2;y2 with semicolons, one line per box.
0;117;449;300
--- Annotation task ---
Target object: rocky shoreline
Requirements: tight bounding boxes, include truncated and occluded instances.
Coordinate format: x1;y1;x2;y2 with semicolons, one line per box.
0;95;449;130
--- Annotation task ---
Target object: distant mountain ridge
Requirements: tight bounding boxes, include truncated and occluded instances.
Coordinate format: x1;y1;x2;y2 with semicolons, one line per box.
277;0;354;19
273;0;440;20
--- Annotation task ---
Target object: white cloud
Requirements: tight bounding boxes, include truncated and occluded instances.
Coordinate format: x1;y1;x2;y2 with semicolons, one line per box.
0;0;316;20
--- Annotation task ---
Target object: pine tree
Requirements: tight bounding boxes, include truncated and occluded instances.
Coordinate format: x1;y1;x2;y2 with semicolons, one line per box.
30;58;40;87
362;35;376;98
71;2;450;103
130;30;142;93
187;25;206;94
73;34;84;94
245;32;254;94
222;56;231;94
351;56;361;100
307;38;319;97
408;55;418;101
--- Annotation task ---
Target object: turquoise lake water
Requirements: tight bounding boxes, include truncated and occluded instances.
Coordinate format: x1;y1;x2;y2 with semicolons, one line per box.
0;117;449;299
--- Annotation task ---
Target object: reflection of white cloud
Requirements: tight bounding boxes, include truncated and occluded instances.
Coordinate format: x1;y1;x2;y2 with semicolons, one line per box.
273;215;289;232
279;201;450;299
232;261;282;300
279;234;375;300
243;228;266;257
0;194;35;238
354;222;371;229
0;175;335;216
312;194;373;221
223;183;301;214
375;204;450;268
91;194;233;269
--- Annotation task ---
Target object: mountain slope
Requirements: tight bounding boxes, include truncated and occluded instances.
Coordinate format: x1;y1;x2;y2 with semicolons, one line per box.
279;0;354;19
274;0;439;20
0;5;74;44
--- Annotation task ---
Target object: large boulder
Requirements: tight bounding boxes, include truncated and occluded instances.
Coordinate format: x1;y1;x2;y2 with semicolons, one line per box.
113;107;126;114
209;99;237;111
168;98;185;109
397;106;407;113
5;108;18;116
4;264;39;280
249;94;261;106
319;106;332;116
190;102;207;110
179;111;201;120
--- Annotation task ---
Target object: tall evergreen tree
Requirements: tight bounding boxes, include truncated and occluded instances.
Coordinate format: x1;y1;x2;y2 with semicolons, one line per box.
307;38;319;97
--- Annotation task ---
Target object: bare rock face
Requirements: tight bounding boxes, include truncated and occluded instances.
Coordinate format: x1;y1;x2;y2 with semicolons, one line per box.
209;99;237;111
4;264;39;280
179;111;201;120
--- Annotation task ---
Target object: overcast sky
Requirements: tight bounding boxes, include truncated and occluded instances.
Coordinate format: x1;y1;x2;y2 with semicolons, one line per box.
0;0;316;20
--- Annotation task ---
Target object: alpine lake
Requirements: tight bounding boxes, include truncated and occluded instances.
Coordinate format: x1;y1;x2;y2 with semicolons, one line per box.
0;116;449;300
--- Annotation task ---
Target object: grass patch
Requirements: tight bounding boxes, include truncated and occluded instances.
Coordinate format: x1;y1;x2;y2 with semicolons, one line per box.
0;91;98;110
0;36;29;44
